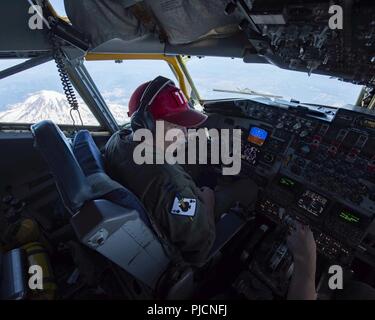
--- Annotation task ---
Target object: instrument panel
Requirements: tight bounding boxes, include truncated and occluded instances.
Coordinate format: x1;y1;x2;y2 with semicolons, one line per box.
204;98;375;265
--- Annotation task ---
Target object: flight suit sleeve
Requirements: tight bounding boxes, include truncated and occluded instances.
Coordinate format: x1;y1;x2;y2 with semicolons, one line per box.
157;171;216;265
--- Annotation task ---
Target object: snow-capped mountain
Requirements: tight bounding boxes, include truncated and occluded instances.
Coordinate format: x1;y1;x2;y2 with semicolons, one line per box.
0;90;130;126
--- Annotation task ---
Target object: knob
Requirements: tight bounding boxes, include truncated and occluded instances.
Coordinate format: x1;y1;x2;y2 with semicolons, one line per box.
300;145;311;154
264;153;275;163
293;123;302;130
97;237;105;246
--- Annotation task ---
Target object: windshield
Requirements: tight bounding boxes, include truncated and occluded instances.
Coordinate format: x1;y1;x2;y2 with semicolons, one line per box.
187;57;363;108
85;59;178;126
0;59;99;126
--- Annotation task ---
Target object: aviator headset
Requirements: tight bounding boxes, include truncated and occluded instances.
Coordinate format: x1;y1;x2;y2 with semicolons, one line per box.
130;76;175;132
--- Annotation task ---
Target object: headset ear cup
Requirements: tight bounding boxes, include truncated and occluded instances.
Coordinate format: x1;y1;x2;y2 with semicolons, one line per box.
131;110;144;132
131;108;155;132
130;76;173;132
144;110;155;132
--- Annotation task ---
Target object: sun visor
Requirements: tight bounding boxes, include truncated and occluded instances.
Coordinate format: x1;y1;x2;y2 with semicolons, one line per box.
64;0;247;49
64;0;150;48
144;0;247;45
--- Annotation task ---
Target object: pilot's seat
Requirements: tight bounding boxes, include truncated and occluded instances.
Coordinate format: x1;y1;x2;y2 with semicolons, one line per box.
30;120;246;298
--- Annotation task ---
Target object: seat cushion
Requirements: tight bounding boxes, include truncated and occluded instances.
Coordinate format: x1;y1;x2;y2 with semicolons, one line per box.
72;130;105;176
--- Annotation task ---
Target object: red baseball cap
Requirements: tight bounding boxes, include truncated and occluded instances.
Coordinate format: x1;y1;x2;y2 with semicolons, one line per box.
128;81;207;128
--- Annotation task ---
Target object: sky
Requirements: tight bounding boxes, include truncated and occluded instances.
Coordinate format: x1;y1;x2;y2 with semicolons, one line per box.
0;56;362;113
49;0;66;16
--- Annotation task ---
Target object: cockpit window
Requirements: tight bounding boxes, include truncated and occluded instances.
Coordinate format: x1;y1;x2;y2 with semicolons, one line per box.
85;59;178;126
49;0;66;17
0;60;100;127
187;57;363;108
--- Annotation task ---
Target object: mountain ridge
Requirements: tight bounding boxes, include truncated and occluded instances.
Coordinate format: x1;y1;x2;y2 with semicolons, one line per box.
0;90;129;125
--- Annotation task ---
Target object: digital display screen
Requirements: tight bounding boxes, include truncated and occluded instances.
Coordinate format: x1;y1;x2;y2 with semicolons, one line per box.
248;127;268;146
364;119;375;129
339;210;361;224
297;190;328;217
357;116;375;130
279;177;296;189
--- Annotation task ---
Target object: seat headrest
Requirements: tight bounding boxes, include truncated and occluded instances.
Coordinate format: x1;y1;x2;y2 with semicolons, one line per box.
73;130;105;176
30;121;92;214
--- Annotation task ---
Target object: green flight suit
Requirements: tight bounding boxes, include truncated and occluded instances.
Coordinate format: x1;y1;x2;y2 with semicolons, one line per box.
105;129;258;265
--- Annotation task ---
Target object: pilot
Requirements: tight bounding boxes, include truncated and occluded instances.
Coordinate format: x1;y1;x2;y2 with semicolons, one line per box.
105;77;258;265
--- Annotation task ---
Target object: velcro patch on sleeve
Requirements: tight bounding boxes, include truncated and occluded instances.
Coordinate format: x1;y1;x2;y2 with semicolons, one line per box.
171;197;197;217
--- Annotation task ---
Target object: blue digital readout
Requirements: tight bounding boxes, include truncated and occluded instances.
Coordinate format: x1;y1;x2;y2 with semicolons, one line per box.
248;127;268;146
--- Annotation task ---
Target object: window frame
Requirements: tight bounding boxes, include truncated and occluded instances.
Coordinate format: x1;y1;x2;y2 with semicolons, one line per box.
84;53;198;102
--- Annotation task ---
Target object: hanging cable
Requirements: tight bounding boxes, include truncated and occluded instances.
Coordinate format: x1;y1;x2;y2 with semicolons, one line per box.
51;37;84;130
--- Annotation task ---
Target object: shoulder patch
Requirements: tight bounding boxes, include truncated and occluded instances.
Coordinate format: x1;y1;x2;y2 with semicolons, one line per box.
171;196;197;217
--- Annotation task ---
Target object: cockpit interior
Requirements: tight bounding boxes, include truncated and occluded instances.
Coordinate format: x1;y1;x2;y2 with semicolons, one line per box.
0;0;375;300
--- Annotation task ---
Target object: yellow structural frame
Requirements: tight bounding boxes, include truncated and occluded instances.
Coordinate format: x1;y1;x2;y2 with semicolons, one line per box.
85;53;191;99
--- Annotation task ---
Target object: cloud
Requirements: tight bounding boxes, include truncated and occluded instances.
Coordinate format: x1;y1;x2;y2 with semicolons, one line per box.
102;87;128;101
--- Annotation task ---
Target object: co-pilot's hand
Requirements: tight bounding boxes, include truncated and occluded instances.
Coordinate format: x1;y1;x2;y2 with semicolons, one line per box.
286;222;317;300
287;222;316;266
